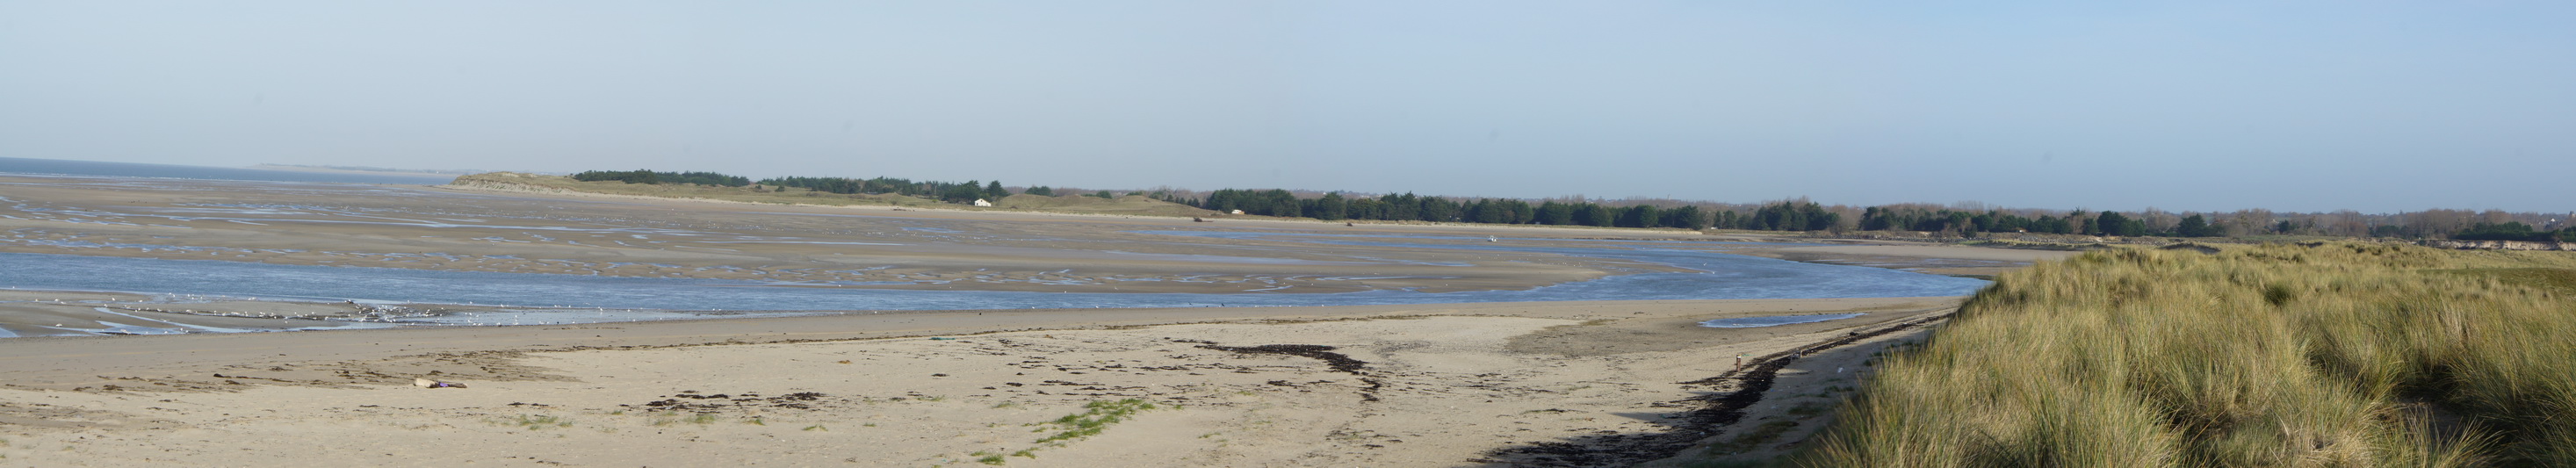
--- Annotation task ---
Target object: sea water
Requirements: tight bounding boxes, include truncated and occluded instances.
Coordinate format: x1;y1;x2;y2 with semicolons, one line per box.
0;180;1990;332
1697;313;1869;328
0;156;456;185
0;231;1982;316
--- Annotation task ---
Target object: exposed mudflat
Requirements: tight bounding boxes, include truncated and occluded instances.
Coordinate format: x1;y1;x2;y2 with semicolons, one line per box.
0;175;1627;295
0;175;1995;336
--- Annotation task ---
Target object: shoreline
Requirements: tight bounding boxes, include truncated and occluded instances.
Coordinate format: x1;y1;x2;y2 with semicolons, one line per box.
429;180;1728;239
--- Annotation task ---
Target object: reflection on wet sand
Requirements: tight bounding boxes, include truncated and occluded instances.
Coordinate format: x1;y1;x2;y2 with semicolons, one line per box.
0;174;2004;337
0;175;1617;293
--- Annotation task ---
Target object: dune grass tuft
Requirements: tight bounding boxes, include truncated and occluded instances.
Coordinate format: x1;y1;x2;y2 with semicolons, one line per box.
1797;242;2576;467
1031;399;1159;445
502;414;572;430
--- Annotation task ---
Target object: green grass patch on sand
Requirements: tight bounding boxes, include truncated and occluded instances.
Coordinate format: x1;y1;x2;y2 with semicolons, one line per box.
500;414;572;430
1031;399;1159;445
1798;242;2576;466
959;399;1163;465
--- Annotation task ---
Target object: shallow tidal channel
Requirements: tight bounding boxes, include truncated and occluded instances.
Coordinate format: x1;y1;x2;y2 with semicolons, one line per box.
0;231;1985;335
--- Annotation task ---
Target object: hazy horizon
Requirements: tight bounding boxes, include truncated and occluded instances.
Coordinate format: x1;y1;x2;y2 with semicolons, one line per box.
4;2;2571;213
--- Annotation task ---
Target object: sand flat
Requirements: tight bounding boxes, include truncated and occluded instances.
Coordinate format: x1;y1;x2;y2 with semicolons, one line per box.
1727;242;2077;277
0;297;1955;466
0;175;1667;295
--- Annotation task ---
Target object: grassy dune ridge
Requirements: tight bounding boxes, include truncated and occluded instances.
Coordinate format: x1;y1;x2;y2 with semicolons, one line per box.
1800;242;2576;466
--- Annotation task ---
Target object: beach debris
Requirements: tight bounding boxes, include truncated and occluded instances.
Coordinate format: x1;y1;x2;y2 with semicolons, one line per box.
928;336;957;341
414;378;467;389
1481;312;1956;465
631;391;827;413
1197;343;1383;401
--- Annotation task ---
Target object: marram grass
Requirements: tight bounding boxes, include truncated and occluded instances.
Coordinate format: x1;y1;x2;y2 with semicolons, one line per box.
1797;242;2575;467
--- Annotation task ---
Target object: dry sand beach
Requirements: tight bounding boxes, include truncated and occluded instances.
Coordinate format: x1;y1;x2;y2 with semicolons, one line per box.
0;298;1956;467
0;174;2068;466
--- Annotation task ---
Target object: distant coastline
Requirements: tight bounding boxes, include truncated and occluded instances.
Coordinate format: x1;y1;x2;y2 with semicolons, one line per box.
0;156;455;185
250;163;489;176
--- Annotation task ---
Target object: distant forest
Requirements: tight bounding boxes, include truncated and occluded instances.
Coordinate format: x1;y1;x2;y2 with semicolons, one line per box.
574;169;1010;204
1175;189;1836;232
570;169;750;187
565;169;2575;241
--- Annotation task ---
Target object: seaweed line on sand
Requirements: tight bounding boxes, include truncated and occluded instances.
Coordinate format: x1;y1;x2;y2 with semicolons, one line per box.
1193;343;1384;402
1471;310;1954;467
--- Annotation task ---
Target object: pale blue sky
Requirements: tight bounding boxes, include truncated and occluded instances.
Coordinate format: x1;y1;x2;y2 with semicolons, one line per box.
4;1;2569;212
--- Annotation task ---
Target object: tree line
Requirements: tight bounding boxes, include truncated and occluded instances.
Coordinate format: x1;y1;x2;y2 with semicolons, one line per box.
1181;189;1838;231
2452;221;2576;242
1847;205;2576;241
566;169;2569;241
1858;205;2227;237
1189;188;2569;241
571;169;750;187
751;176;1016;204
1021;186;1132;199
572;169;1026;204
574;169;1165;206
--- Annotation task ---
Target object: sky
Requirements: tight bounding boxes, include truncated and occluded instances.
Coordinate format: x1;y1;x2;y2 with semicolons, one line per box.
3;1;2571;213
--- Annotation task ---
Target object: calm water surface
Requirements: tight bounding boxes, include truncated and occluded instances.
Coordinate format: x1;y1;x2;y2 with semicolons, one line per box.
0;233;1984;318
0;157;455;184
0;171;1987;331
1698;313;1870;328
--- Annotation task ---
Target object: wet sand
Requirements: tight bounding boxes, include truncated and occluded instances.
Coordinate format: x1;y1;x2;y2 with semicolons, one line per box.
0;175;2038;299
0;296;1956;467
0;175;1700;296
0;289;526;337
1728;241;2078;277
